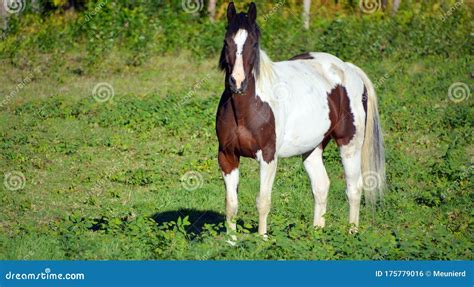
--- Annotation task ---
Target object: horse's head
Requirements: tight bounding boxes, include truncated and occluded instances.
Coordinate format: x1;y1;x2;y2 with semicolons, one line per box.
219;2;260;94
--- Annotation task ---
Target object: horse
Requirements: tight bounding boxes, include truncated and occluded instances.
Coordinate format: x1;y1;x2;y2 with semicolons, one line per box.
216;2;386;236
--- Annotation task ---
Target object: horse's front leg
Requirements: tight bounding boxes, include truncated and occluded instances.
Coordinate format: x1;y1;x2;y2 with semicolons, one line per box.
256;153;278;236
219;151;240;233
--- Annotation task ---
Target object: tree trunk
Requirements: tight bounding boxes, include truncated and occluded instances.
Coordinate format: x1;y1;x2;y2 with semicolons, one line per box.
0;1;7;31
208;0;217;23
303;0;311;29
31;0;40;12
392;0;401;15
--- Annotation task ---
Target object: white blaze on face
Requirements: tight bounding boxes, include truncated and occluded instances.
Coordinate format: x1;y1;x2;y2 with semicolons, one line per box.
231;29;248;89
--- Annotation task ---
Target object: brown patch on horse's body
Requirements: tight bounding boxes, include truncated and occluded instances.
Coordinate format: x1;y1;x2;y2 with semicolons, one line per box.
217;5;276;175
289;52;314;61
216;77;276;174
323;85;356;147
287;55;358;149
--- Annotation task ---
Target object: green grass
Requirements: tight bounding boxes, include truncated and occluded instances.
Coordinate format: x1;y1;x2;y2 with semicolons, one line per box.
0;49;472;260
0;0;471;261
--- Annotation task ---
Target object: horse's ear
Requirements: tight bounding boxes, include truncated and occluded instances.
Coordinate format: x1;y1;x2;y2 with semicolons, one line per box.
227;2;236;23
248;2;257;24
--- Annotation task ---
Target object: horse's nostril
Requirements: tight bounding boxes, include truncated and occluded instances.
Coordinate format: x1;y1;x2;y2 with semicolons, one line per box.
241;79;247;89
229;76;236;85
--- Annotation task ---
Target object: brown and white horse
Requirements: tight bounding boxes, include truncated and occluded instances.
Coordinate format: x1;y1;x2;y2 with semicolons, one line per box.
216;2;385;236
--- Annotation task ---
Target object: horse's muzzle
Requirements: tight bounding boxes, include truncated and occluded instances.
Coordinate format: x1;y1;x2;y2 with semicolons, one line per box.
229;76;248;94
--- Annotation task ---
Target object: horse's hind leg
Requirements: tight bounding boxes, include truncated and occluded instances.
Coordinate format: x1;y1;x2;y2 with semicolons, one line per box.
339;143;363;232
303;147;330;228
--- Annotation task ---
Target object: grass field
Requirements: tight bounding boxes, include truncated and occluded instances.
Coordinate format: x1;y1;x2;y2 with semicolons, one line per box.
0;0;473;259
0;48;472;259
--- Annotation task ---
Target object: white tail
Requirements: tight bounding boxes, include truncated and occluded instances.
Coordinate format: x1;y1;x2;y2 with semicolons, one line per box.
349;64;386;206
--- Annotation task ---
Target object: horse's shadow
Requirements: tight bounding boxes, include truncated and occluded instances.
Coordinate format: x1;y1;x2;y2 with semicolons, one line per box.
151;208;256;238
151;208;225;237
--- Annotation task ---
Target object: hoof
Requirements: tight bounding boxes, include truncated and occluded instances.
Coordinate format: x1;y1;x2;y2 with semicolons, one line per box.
349;226;359;234
226;234;237;246
313;218;325;228
226;239;237;246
